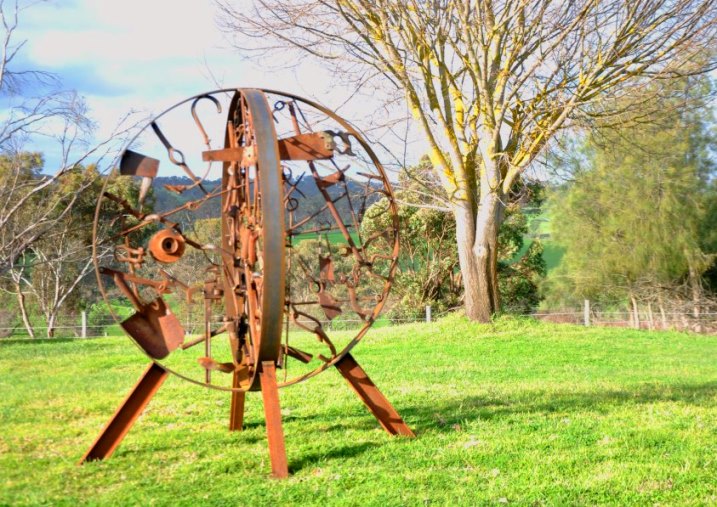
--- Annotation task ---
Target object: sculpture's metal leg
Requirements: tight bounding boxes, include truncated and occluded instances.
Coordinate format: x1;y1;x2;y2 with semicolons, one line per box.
79;362;168;463
335;353;415;437
259;361;289;478
229;370;246;431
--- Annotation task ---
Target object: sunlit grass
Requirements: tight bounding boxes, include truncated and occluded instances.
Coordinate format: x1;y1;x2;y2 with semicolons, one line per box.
1;314;716;505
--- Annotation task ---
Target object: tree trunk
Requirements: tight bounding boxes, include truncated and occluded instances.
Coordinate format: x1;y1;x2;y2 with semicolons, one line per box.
453;191;503;322
658;296;668;330
630;295;640;330
688;264;703;333
15;284;35;339
46;312;56;338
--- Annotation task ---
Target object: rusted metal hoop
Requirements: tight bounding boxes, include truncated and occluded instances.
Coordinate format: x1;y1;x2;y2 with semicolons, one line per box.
240;90;286;365
222;89;286;391
92;88;399;393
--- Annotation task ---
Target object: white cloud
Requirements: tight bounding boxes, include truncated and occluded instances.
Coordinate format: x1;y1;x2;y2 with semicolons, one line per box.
10;0;422;172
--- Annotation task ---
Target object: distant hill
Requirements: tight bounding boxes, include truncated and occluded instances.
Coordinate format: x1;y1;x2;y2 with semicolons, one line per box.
151;175;380;233
152;177;221;222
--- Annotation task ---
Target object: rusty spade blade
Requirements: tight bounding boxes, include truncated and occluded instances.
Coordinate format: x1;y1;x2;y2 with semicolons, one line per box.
120;149;160;205
318;290;342;321
121;297;185;360
198;357;236;374
319;254;335;282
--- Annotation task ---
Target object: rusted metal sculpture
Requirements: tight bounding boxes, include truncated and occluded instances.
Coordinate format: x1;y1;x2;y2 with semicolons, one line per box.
81;88;413;477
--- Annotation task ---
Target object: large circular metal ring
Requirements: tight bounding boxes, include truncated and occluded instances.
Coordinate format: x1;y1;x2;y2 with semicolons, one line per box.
92;88;399;392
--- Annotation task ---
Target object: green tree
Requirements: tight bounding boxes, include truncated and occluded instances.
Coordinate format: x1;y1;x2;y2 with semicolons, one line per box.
498;199;547;314
362;157;545;317
2;163;148;337
220;0;717;321
0;2;136;277
546;87;716;327
27;165;109;336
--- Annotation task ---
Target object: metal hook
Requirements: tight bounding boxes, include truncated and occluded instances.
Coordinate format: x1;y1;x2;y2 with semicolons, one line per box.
151;117;209;195
191;95;222;147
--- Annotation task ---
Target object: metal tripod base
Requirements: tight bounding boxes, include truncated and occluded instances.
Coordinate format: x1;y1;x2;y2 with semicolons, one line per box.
79;362;168;463
258;361;289;478
80;354;414;477
229;370;246;431
334;353;415;437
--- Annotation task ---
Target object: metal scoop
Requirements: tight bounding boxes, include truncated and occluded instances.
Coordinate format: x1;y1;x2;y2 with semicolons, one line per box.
104;268;185;359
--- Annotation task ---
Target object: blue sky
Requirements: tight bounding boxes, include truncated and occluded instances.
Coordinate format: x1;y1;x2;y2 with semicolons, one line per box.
10;0;373;172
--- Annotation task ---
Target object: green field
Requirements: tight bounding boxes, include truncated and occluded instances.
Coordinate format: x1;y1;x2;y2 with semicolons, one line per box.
2;316;717;505
509;210;566;272
542;241;566;271
293;230;359;244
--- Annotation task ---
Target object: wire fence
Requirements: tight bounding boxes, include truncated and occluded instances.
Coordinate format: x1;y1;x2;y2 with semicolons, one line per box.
531;310;717;333
2;305;716;340
0;313;434;340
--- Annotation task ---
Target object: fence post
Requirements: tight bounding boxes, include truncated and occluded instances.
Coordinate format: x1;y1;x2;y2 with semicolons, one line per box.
81;311;87;338
425;305;432;323
583;300;590;327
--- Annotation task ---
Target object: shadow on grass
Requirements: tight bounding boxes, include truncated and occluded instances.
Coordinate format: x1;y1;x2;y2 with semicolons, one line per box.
242;414;379;434
399;381;717;433
75;382;717;470
103;426;379;471
290;442;380;473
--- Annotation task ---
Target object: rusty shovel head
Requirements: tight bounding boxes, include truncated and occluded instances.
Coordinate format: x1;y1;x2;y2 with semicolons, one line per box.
120;149;159;178
121;297;185;359
318;290;342;321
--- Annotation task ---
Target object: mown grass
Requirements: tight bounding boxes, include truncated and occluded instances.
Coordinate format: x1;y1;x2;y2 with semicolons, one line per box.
1;315;716;506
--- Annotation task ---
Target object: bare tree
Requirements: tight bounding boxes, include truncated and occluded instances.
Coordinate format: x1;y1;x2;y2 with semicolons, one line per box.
218;0;717;321
27;233;95;338
0;0;136;275
3;250;35;337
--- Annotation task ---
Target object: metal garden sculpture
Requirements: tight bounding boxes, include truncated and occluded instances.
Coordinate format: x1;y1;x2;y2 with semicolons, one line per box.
80;88;413;478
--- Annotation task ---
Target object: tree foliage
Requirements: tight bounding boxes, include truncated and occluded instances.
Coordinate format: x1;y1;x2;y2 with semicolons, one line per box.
0;2;137;276
219;0;717;321
498;202;547;314
545;80;717;317
1;161;147;337
362;156;545;317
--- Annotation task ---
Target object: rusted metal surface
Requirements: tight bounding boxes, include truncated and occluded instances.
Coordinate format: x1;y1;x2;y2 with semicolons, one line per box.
259;361;289;478
87;88;408;477
148;229;185;263
80;362;168;463
120;149;159;178
335;353;415;437
93;88;400;390
102;267;185;360
120;299;184;360
203;132;334;163
277;132;335;160
285;345;313;363
242;90;286;367
229;370;246;431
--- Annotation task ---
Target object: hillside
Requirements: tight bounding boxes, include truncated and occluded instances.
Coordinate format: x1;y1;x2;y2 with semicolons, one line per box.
151;175;379;237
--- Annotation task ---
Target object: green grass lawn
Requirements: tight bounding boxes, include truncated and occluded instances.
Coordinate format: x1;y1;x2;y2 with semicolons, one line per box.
2;315;717;505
